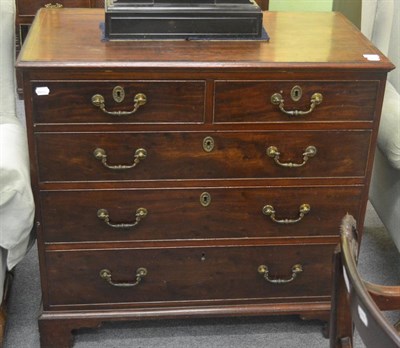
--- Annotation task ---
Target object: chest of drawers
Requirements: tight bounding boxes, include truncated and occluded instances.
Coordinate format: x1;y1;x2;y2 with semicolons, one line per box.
17;8;393;347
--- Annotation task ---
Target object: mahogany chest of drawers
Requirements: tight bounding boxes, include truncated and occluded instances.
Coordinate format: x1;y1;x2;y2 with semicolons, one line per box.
17;8;393;347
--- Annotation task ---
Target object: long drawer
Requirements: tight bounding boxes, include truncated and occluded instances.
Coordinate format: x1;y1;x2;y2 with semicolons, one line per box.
30;81;206;124
44;244;335;307
214;80;379;123
40;186;363;243
35;130;371;182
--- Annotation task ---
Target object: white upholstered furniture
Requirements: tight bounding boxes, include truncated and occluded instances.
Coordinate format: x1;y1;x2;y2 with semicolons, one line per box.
0;0;35;342
363;0;400;252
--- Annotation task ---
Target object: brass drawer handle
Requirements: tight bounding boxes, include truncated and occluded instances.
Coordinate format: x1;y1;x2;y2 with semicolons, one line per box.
258;264;303;284
44;3;63;8
93;148;147;170
91;92;147;116
266;145;317;168
99;268;147;287
97;208;147;229
271;92;323;116
262;203;310;224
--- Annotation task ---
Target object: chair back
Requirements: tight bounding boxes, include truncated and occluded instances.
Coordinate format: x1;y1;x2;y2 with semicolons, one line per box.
331;214;400;348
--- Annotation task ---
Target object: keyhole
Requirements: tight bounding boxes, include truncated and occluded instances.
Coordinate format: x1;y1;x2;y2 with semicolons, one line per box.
112;86;125;103
200;192;211;207
201;253;206;262
203;136;215;152
290;85;302;102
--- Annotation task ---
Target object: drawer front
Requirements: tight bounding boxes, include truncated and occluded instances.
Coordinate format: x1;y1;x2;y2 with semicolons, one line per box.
45;244;334;306
41;186;363;243
214;81;379;123
31;81;205;124
35;130;371;182
17;0;90;16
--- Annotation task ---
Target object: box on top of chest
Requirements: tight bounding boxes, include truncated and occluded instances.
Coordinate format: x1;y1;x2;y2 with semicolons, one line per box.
104;0;264;40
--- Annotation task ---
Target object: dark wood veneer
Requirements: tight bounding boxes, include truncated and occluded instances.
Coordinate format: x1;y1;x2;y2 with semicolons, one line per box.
35;130;371;181
214;80;379;123
31;81;206;124
44;244;334;307
40;186;364;242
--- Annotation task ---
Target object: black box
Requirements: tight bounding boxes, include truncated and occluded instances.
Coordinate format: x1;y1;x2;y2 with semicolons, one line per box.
104;0;263;40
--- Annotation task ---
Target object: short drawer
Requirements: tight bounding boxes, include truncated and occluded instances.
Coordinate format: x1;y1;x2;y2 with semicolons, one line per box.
44;244;334;307
17;0;90;16
35;130;371;182
40;186;363;243
214;80;379;123
31;81;205;124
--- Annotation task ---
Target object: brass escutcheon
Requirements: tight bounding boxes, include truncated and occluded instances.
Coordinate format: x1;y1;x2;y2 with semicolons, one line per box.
200;192;211;207
203;136;215;152
290;85;303;102
112;86;125;103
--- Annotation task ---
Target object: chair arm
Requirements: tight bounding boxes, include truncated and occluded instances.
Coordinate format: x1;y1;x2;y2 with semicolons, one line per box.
365;282;400;311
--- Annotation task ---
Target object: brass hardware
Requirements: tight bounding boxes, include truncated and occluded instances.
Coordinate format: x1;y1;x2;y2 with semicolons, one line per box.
99;267;147;287
44;3;63;8
112;86;125;103
200;192;211;207
271;92;323;117
290;85;302;102
203;136;215;152
91;92;147;116
262;203;311;224
93;147;147;170
258;264;303;284
97;207;147;228
266;145;317;168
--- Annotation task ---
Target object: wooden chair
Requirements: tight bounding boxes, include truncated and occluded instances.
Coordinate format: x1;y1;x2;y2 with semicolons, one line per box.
330;214;400;347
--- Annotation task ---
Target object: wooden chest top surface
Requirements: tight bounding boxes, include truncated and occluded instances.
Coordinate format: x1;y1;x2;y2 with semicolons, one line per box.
17;8;393;71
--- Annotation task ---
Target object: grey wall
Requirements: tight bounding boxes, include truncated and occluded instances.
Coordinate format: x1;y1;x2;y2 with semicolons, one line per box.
332;0;362;28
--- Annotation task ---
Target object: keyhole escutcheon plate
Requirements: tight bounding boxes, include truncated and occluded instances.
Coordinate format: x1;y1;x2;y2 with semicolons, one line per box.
203;136;215;152
290;85;303;102
200;192;211;207
112;86;125;103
